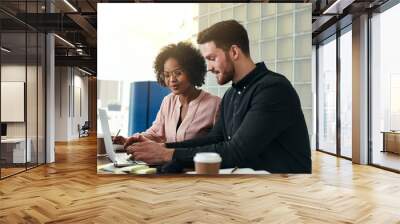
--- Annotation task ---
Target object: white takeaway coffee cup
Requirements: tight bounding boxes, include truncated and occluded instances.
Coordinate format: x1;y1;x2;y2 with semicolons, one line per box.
193;153;222;175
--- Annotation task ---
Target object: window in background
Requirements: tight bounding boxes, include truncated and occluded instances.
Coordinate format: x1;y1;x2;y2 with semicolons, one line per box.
97;4;197;137
339;26;352;158
317;35;337;155
311;45;317;150
390;74;400;130
371;3;400;171
97;80;129;136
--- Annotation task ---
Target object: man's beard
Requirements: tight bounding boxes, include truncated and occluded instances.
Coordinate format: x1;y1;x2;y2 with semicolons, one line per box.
217;54;235;85
218;67;234;85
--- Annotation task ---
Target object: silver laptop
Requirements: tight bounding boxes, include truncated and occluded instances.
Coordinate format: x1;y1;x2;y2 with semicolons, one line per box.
98;109;146;167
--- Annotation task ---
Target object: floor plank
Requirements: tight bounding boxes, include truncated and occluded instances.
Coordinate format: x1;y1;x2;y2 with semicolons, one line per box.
0;136;399;223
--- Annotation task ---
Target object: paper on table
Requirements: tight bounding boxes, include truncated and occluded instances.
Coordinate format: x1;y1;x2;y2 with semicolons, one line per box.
98;163;156;174
98;163;116;172
99;164;270;174
220;168;270;174
98;163;139;173
186;168;270;174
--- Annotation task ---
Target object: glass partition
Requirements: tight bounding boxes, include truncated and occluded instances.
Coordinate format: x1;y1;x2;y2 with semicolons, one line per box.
27;31;38;169
0;1;46;179
37;31;46;165
317;35;337;155
339;27;352;158
371;3;400;171
1;31;28;177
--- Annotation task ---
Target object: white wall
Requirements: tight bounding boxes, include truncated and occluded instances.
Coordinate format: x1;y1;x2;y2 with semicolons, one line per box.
55;67;89;141
55;67;69;141
72;72;89;138
1;63;46;163
1;65;35;137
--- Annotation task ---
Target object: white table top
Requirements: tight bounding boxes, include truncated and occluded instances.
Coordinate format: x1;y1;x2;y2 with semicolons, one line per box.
1;138;29;143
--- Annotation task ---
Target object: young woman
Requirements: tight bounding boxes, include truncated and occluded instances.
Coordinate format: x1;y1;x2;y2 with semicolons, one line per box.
114;42;220;145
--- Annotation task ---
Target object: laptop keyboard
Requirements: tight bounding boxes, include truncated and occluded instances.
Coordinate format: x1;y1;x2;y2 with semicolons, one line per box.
115;153;130;161
114;153;146;165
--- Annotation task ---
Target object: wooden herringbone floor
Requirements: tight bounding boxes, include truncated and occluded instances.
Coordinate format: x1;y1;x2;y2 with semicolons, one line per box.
1;136;400;224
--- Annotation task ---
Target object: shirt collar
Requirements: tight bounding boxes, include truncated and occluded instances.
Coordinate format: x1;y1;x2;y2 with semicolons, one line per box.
176;90;205;107
232;62;268;91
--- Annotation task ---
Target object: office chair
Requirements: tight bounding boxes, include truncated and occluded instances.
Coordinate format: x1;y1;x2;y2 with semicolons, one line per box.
79;121;90;138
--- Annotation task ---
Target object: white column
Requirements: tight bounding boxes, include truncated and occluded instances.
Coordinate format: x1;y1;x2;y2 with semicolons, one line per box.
352;14;369;164
45;1;55;163
46;32;55;163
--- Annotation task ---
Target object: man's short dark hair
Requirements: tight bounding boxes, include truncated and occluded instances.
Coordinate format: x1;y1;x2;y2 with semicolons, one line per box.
153;42;206;87
197;20;250;56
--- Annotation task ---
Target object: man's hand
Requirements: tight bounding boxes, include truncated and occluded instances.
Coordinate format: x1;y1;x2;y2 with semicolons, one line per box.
123;134;147;149
112;136;126;145
126;140;174;165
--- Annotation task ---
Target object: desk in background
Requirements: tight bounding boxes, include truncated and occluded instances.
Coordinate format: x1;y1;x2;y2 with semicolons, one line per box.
1;138;31;163
382;131;400;154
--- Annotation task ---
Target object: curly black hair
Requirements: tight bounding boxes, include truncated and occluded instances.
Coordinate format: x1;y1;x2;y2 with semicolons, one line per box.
153;42;206;87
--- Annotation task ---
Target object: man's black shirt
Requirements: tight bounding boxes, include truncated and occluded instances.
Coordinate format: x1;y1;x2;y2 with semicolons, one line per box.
165;62;312;173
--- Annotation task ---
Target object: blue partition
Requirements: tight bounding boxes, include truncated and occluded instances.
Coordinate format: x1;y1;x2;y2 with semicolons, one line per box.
128;81;170;135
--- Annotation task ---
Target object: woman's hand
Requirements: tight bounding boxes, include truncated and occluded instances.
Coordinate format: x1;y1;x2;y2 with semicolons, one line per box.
123;133;144;148
112;136;126;145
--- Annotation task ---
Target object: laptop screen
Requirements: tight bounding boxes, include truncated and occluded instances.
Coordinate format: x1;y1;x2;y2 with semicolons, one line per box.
98;109;117;163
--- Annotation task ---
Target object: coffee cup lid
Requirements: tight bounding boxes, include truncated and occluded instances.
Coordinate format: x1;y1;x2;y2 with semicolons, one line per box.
193;153;222;163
